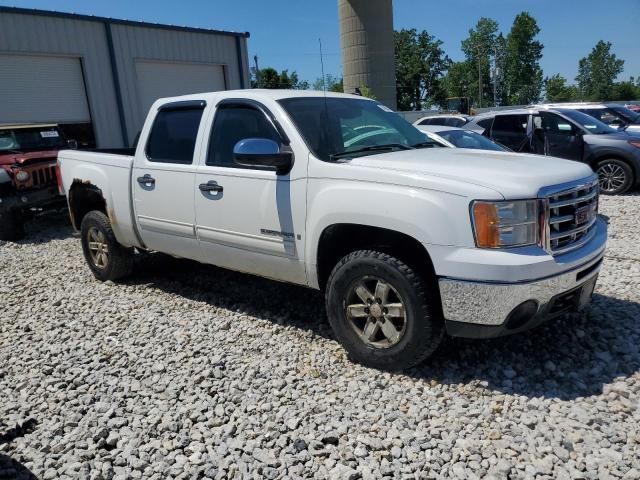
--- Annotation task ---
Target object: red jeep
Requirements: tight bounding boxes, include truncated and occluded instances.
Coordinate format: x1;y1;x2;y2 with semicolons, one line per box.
0;124;75;240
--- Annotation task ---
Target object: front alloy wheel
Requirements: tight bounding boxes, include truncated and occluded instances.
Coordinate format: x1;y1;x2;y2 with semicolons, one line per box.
345;277;407;348
597;160;633;195
325;250;444;370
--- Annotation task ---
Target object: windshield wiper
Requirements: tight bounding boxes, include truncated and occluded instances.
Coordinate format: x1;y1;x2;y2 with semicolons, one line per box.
411;141;436;149
330;143;414;160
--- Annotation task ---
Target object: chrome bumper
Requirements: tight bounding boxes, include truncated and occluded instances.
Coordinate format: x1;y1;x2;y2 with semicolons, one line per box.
439;253;603;330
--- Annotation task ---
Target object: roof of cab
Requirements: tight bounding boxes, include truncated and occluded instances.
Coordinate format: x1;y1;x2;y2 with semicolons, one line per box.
151;89;375;107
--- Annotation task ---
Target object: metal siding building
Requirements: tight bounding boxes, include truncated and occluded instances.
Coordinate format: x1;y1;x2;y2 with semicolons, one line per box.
0;7;250;148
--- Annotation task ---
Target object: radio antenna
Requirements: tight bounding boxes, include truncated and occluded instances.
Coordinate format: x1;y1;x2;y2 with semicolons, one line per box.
319;37;335;159
319;38;327;92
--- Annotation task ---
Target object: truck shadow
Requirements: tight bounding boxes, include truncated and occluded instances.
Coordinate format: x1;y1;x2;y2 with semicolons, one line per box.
129;253;639;401
0;419;38;480
13;210;74;244
0;455;37;480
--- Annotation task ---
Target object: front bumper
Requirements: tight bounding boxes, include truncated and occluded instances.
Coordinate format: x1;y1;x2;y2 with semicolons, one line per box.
438;244;604;339
0;186;64;212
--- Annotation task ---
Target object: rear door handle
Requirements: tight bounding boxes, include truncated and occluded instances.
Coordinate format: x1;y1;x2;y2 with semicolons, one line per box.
137;174;155;185
199;181;223;193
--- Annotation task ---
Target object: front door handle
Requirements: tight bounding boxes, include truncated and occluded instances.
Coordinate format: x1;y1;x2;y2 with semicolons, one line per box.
199;181;223;193
137;174;155;185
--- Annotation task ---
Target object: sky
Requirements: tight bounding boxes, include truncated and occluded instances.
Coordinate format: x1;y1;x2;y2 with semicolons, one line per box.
1;0;639;85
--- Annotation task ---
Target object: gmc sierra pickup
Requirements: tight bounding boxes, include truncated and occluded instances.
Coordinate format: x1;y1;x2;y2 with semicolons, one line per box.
58;90;607;369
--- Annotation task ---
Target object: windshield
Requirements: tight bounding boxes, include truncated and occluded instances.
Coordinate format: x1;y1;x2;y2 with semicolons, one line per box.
609;105;640;123
437;129;507;151
0;126;66;152
556;109;617;134
278;97;433;160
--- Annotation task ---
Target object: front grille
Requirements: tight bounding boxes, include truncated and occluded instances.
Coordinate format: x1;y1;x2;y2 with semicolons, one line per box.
25;165;57;188
543;178;599;255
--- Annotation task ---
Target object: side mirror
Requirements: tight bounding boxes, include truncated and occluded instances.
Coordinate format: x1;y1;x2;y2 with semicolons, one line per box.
233;138;293;175
67;139;78;150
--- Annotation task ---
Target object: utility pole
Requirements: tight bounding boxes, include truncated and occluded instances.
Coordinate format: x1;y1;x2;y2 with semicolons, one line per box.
492;46;498;107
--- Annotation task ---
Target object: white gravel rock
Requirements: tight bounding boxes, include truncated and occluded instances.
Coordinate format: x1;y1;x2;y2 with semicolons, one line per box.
1;194;640;479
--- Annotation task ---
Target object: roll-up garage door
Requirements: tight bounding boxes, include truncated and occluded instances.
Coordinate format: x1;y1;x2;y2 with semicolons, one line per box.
135;60;226;114
0;54;91;124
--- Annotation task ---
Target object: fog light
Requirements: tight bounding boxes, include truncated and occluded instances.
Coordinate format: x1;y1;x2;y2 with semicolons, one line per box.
505;300;539;330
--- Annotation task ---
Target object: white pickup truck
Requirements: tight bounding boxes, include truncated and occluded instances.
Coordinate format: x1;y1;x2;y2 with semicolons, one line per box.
58;90;607;370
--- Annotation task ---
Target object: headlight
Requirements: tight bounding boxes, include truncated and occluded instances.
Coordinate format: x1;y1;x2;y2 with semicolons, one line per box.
15;170;30;182
471;200;539;248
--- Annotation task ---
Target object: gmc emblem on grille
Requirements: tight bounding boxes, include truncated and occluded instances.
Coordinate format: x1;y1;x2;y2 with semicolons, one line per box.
574;205;592;225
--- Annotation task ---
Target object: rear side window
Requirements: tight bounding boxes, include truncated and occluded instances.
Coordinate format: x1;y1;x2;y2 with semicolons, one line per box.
146;106;204;164
418;118;432;125
476;118;493;130
429;117;448;126
492;114;528;133
445;117;464;127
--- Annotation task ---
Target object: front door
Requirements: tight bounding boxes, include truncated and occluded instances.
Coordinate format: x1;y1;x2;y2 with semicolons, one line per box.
538;112;584;161
132;101;207;260
194;101;307;285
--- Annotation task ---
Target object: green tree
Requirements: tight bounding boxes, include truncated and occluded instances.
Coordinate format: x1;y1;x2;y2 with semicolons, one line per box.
503;12;544;105
461;17;499;108
312;74;343;92
394;28;450;110
441;61;475;100
544;74;580;102
611;79;640;100
251;67;309;89
576;41;624;100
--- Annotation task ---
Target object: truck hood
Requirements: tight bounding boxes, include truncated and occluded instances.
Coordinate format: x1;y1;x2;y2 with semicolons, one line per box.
347;148;595;198
0;149;61;166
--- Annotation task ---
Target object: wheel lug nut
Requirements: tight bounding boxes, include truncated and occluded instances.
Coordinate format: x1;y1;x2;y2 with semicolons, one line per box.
376;298;382;304
364;307;369;314
383;308;388;314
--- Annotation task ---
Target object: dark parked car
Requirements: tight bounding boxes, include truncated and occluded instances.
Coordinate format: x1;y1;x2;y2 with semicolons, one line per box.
465;108;640;194
414;114;472;128
533;103;640;134
0;124;74;240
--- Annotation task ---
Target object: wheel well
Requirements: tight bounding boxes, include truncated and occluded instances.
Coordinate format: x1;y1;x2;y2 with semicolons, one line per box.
316;224;437;292
68;181;107;230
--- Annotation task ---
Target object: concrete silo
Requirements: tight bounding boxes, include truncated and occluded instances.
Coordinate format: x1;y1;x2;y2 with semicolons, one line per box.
338;0;397;109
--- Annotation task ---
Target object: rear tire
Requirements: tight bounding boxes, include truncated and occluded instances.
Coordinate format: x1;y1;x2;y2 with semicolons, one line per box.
325;250;444;370
0;209;25;241
596;159;633;195
80;210;134;281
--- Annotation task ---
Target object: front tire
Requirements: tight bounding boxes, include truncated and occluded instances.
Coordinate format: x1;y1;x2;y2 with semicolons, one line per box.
325;250;444;370
0;209;25;241
596;159;633;195
80;210;134;281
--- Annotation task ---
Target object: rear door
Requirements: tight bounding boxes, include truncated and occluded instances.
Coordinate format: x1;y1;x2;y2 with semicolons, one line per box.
132;100;207;260
489;114;530;151
538;112;584;161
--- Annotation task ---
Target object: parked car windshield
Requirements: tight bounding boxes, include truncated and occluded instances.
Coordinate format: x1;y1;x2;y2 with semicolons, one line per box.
0;127;67;152
609;105;640;123
556;109;617;135
279;97;434;161
438;129;507;151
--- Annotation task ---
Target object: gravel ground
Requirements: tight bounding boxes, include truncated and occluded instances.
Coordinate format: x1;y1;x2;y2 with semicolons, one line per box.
1;195;639;480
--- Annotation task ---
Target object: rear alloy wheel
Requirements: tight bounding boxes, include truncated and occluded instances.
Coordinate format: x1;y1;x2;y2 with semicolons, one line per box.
596;159;633;195
326;250;444;370
80;210;134;282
